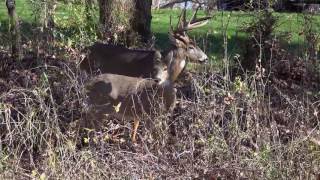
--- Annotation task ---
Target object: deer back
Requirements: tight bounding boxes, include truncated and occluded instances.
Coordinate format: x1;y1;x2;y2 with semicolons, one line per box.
80;43;166;81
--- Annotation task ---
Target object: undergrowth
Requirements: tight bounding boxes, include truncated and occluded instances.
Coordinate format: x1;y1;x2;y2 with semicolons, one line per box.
0;44;319;179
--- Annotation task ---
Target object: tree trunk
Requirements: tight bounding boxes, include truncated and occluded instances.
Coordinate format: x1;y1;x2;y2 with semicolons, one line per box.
207;0;217;12
130;0;152;45
6;0;21;61
98;0;114;41
98;0;152;46
152;0;161;9
46;0;56;44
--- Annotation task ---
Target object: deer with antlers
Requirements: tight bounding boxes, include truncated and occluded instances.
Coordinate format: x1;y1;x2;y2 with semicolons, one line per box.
84;7;211;143
80;6;211;83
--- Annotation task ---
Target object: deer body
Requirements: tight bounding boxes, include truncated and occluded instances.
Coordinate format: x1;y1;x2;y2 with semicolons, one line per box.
86;74;176;120
81;43;165;80
85;45;187;142
86;74;177;142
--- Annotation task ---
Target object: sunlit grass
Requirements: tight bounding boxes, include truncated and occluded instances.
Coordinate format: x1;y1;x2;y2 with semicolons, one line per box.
0;1;319;60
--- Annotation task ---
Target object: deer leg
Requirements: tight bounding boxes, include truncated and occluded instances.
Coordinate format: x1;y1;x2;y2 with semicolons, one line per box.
131;118;140;143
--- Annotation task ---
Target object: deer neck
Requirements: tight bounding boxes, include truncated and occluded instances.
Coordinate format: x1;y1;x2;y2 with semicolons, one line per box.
159;81;176;111
159;45;187;86
168;48;186;82
161;45;179;66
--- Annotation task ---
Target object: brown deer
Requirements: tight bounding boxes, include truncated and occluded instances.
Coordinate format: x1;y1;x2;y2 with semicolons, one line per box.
80;44;166;81
80;7;210;83
84;8;211;143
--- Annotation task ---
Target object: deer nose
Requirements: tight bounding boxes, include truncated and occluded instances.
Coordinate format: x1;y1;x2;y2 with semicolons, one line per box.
154;78;161;83
199;54;208;63
200;57;208;63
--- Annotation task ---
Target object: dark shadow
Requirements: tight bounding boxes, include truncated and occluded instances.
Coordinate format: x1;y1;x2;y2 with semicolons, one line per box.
0;20;37;45
288;41;320;59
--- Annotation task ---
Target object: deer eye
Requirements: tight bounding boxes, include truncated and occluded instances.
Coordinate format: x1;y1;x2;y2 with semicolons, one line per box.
189;46;195;50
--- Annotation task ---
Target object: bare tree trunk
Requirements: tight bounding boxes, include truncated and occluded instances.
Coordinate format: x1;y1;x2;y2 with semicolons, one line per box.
131;0;152;45
157;0;161;9
207;0;217;12
98;0;132;45
152;0;161;9
97;0;152;46
46;0;56;44
6;0;21;61
98;0;113;41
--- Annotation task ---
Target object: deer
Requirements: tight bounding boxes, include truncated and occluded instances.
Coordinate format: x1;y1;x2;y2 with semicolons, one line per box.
84;7;211;143
80;44;166;82
80;7;210;83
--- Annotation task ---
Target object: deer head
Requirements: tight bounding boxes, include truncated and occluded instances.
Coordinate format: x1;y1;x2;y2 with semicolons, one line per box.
169;6;212;63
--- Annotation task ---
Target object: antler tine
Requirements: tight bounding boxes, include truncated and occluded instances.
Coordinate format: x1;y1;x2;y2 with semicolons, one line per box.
189;5;200;25
169;15;173;32
175;1;188;33
174;1;212;32
184;5;212;31
178;9;187;31
186;18;210;30
183;0;187;25
191;16;212;24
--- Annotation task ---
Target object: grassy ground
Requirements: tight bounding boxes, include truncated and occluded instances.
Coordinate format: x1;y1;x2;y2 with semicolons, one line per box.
0;1;319;59
153;9;320;58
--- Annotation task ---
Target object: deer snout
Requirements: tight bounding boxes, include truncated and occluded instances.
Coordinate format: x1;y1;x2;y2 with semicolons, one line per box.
199;55;208;63
154;77;161;83
154;69;168;84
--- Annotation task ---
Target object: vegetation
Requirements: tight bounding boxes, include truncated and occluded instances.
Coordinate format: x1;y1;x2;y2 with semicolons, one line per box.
1;1;319;58
0;0;319;179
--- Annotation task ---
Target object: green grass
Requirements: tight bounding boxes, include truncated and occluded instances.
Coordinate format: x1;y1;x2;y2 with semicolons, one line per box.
0;0;33;28
152;9;320;58
1;0;319;60
0;1;32;21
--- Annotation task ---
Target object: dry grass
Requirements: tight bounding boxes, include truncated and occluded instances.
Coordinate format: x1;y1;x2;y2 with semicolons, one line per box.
0;46;319;179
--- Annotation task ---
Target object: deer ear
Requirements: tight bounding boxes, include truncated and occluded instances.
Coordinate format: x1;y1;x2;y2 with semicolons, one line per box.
168;32;182;47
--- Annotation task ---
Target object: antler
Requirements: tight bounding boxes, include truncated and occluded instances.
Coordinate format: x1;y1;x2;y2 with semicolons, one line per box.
175;5;212;32
188;6;212;30
169;2;211;46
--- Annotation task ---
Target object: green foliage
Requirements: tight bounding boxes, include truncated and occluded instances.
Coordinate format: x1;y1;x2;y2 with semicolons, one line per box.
0;150;9;172
152;9;320;62
28;0;53;25
54;2;98;47
233;76;249;95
